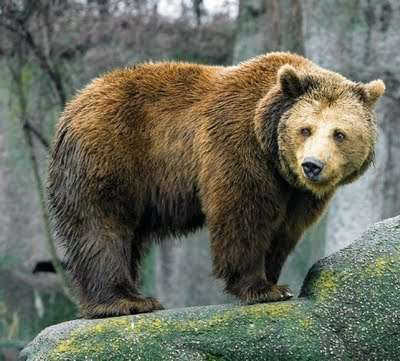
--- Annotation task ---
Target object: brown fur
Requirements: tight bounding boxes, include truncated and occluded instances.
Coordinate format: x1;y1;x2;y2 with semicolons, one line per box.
47;52;384;318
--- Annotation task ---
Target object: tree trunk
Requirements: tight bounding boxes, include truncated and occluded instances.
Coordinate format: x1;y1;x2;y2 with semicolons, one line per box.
0;63;76;361
302;0;400;254
7;50;74;303
233;0;304;62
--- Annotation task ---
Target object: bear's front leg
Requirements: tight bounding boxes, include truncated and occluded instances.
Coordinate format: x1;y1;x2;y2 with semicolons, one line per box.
262;230;303;299
203;173;293;304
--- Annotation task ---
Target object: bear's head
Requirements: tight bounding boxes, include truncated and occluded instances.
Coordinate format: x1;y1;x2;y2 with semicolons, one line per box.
255;64;385;197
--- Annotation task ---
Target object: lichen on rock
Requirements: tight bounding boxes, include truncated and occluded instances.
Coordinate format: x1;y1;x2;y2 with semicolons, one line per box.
20;216;400;361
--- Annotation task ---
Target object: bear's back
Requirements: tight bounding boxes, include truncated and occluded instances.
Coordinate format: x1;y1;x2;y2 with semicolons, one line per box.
52;52;316;189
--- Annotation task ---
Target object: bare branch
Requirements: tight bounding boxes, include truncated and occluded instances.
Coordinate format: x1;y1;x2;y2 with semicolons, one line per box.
23;121;49;149
19;28;67;107
0;16;67;107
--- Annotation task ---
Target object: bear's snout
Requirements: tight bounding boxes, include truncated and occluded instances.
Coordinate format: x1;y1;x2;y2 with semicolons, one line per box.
301;157;325;181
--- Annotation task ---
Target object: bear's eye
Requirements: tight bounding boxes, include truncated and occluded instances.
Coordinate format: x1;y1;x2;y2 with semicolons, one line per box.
334;131;346;142
300;128;311;137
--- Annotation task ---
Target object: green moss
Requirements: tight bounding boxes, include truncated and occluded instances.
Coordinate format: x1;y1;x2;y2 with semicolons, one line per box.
313;270;337;300
44;302;307;360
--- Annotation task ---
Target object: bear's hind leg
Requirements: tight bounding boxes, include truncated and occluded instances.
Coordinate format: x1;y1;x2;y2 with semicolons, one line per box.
67;218;163;319
81;296;163;319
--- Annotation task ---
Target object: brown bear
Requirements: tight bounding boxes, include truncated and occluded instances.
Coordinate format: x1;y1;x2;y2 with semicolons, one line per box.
47;52;384;318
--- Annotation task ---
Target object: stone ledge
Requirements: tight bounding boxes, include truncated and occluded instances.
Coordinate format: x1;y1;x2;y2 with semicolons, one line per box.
20;216;400;361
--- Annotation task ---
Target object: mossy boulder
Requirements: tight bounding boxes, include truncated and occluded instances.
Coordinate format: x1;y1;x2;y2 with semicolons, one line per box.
20;216;400;361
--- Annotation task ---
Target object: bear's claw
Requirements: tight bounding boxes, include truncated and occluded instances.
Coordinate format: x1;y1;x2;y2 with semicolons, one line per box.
81;296;165;318
239;282;294;305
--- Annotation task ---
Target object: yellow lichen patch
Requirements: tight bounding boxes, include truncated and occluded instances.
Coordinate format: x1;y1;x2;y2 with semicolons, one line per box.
53;333;106;356
50;318;132;359
173;316;225;333
130;316;175;336
81;318;131;337
93;323;106;333
241;303;297;318
374;257;388;276
205;314;232;328
176;319;203;332
362;254;400;278
299;318;313;329
54;338;81;355
314;271;337;300
132;311;234;335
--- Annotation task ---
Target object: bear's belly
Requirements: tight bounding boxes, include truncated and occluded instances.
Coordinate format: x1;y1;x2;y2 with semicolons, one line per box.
136;187;205;240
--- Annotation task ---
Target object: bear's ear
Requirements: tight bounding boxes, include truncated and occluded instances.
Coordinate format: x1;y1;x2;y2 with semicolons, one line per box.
355;79;385;107
363;79;385;107
278;65;312;98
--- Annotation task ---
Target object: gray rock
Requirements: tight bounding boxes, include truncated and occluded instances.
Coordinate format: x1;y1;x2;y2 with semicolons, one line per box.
20;216;400;361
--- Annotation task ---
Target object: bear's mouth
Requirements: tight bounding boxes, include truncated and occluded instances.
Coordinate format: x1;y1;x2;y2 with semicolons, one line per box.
303;173;331;186
301;172;339;195
303;172;323;183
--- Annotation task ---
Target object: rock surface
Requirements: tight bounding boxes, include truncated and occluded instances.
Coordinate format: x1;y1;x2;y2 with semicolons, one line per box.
20;216;400;361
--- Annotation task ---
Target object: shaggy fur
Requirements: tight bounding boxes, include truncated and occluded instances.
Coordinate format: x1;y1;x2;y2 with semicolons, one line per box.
47;52;384;318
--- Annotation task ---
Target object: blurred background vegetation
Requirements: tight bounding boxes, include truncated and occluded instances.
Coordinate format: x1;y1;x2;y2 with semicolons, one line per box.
0;1;399;360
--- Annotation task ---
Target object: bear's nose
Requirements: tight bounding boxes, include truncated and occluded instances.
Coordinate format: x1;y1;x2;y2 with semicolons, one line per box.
301;157;325;180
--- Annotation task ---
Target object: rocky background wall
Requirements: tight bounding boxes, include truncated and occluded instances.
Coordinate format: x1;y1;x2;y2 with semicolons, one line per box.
0;1;399;360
